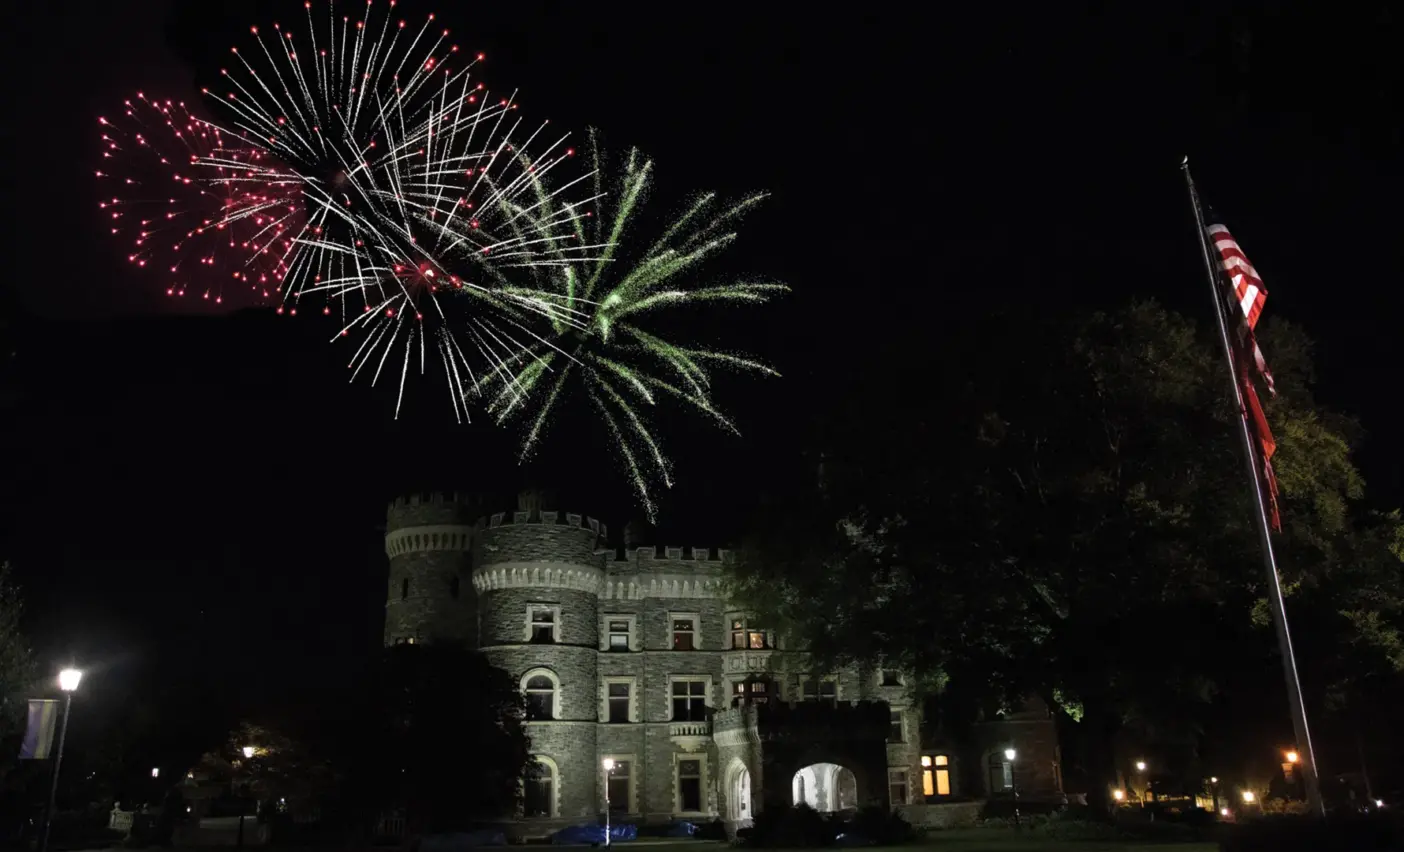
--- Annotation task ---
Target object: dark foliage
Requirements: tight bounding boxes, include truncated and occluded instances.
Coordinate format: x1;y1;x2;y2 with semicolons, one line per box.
1219;811;1404;852
341;643;530;834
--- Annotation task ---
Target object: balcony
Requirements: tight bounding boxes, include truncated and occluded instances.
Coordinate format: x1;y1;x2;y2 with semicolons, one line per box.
669;720;712;752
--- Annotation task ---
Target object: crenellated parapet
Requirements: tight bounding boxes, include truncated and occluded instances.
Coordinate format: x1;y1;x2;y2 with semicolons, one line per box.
601;545;730;599
473;505;609;571
386;491;479;530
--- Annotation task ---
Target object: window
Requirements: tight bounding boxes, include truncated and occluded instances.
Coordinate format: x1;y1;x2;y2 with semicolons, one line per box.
608;682;631;723
672;616;697;650
522;671;558;720
393;636;416;646
888;710;904;743
988;753;1014;792
729;617;769;649
605;760;631;813
524;758;556;817
731;678;772;707
672;679;708;721
881;669;903;687
607;620;631;651
677;759;703;812
400;578;409;600
529;607;557;644
449;575;460;599
801;678;837;706
922;755;951;797
888;769;909;806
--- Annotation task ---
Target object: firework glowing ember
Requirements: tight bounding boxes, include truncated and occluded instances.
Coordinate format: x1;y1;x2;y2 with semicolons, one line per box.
198;0;601;417
96;93;303;306
479;131;786;518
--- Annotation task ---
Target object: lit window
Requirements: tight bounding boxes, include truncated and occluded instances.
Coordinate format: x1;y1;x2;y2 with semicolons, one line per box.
529;607;556;644
672;617;696;650
524;758;555;817
678;759;703;812
888;710;904;743
922;755;950;797
608;620;631;651
672;680;708;721
888;768;909;805
881;669;903;687
731;679;773;707
802;678;837;706
608;682;631;723
524;673;556;720
729;617;769;649
606;759;631;813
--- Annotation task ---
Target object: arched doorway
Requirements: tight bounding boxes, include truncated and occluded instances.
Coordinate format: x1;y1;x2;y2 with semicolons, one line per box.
725;759;753;822
792;763;857;812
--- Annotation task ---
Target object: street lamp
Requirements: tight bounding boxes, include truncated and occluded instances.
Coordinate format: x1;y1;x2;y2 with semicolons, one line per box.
1241;790;1256;804
237;746;256;847
602;758;616;848
39;669;83;852
1003;748;1020;829
1135;760;1147;772
1285;751;1299;764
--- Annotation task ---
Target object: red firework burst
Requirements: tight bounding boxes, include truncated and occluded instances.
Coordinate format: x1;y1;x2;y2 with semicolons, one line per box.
95;92;306;307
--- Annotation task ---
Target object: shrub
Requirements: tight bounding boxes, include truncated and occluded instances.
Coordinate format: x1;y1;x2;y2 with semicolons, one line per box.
846;806;914;845
739;804;836;847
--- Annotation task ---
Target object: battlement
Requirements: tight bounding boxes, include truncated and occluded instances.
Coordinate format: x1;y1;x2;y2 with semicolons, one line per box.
387;491;474;511
610;545;732;568
476;508;608;543
387;492;479;531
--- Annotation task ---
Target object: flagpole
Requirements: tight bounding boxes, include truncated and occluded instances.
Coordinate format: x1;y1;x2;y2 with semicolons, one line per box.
1181;157;1324;818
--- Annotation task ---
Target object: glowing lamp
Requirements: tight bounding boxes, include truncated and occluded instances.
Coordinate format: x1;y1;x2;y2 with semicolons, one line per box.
1003;748;1016;761
1135;760;1147;772
1241;791;1256;804
1112;790;1125;802
1220;808;1230;816
151;767;160;778
58;669;83;692
602;758;615;771
242;746;256;759
1285;751;1299;764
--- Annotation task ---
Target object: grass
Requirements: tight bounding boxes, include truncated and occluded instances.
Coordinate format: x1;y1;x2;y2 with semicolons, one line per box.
915;828;1217;851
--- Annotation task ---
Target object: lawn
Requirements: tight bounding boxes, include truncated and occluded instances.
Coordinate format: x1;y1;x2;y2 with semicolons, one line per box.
916;829;1216;851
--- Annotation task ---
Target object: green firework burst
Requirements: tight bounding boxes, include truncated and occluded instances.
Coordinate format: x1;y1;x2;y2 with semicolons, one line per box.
481;130;786;519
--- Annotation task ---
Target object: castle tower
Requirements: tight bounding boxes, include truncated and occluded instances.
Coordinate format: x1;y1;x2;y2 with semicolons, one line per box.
383;492;479;647
473;491;609;823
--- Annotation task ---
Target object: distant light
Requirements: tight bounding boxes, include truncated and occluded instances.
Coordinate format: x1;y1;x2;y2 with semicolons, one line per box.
1220;808;1230;817
58;669;83;692
1241;791;1256;804
1004;748;1017;761
151;767;160;778
242;746;255;759
602;758;615;771
1112;790;1125;802
1135;760;1147;772
1210;776;1219;784
1377;799;1385;809
1285;750;1299;764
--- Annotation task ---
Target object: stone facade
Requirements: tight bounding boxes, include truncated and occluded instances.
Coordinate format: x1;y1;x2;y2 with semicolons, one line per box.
382;492;1064;836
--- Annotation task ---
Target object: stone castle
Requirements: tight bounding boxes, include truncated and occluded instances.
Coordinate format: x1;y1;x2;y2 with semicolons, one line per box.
383;491;1064;834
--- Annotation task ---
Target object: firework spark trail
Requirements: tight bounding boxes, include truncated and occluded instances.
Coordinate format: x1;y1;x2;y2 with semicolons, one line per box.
475;131;787;518
191;0;603;415
96;93;305;306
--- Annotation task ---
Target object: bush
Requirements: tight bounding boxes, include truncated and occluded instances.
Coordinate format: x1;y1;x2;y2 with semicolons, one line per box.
739;804;838;847
1219;811;1404;852
847;806;915;845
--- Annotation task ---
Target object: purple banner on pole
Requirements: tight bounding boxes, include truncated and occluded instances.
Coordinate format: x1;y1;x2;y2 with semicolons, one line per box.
19;699;58;759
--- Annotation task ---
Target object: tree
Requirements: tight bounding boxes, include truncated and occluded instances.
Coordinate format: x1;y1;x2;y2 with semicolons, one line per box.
343;643;530;835
0;562;37;782
194;721;338;808
729;300;1401;807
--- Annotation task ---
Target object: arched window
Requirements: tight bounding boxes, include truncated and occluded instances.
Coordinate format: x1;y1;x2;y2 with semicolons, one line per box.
987;752;1014;793
521;669;560;721
401;577;409;600
524;756;558;817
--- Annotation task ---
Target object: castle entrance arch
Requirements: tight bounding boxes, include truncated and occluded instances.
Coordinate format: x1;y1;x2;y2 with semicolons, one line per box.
725;758;753;822
792;763;857;812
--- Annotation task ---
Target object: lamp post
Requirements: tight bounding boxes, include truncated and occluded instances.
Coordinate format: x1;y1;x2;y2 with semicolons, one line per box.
237;746;255;848
1209;777;1220;815
602;758;616;848
1004;748;1020;829
1135;760;1148;807
39;668;83;852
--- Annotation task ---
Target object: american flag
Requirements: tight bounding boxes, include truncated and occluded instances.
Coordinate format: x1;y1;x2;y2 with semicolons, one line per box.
1206;218;1280;530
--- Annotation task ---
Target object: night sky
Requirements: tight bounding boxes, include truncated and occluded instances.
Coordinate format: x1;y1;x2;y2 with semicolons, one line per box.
4;1;1401;758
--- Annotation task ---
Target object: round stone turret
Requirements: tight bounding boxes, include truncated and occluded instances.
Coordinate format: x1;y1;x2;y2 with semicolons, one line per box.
383;492;479;647
473;492;608;821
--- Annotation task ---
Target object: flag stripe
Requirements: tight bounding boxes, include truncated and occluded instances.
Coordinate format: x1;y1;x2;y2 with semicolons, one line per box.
19;699;59;760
